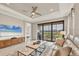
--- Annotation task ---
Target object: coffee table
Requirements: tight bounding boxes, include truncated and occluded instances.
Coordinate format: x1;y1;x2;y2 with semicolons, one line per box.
17;41;47;56
17;47;34;56
26;41;47;55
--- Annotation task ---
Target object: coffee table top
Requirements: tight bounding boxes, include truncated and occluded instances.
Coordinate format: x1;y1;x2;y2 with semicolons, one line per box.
18;48;34;56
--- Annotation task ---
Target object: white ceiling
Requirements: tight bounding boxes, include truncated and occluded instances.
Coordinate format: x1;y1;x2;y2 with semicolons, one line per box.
0;3;74;23
2;3;59;18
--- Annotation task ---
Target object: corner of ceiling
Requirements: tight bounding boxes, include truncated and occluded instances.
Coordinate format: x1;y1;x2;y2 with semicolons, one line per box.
0;4;33;23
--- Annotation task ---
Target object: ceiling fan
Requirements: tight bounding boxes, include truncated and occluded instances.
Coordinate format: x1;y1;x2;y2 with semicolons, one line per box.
30;6;41;18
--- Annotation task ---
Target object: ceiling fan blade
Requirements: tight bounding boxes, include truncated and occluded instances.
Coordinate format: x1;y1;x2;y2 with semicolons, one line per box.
35;12;41;16
32;6;37;12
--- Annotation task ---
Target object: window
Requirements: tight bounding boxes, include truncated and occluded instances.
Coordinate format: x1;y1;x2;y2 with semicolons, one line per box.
38;21;64;42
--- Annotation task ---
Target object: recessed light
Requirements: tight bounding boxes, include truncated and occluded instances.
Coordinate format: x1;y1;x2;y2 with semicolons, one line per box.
50;9;54;12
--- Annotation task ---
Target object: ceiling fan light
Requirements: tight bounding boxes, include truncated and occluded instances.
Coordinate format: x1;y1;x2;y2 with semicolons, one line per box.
32;12;35;15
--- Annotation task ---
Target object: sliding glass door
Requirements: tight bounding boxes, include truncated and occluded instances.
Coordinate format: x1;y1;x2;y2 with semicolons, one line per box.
38;21;64;42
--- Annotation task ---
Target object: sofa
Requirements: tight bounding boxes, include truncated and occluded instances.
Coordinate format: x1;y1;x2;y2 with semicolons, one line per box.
51;35;79;56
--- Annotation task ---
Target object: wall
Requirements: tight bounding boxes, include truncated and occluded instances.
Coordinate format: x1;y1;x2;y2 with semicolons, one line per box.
64;14;73;36
74;4;79;36
31;23;38;40
0;14;25;40
60;4;79;37
65;4;79;37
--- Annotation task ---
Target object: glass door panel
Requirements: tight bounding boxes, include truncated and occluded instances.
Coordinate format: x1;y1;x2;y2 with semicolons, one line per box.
52;24;57;41
52;23;64;41
57;24;63;31
43;24;51;41
57;23;64;39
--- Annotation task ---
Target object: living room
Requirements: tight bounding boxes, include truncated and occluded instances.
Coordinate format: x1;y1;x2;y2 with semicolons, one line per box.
0;3;79;56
